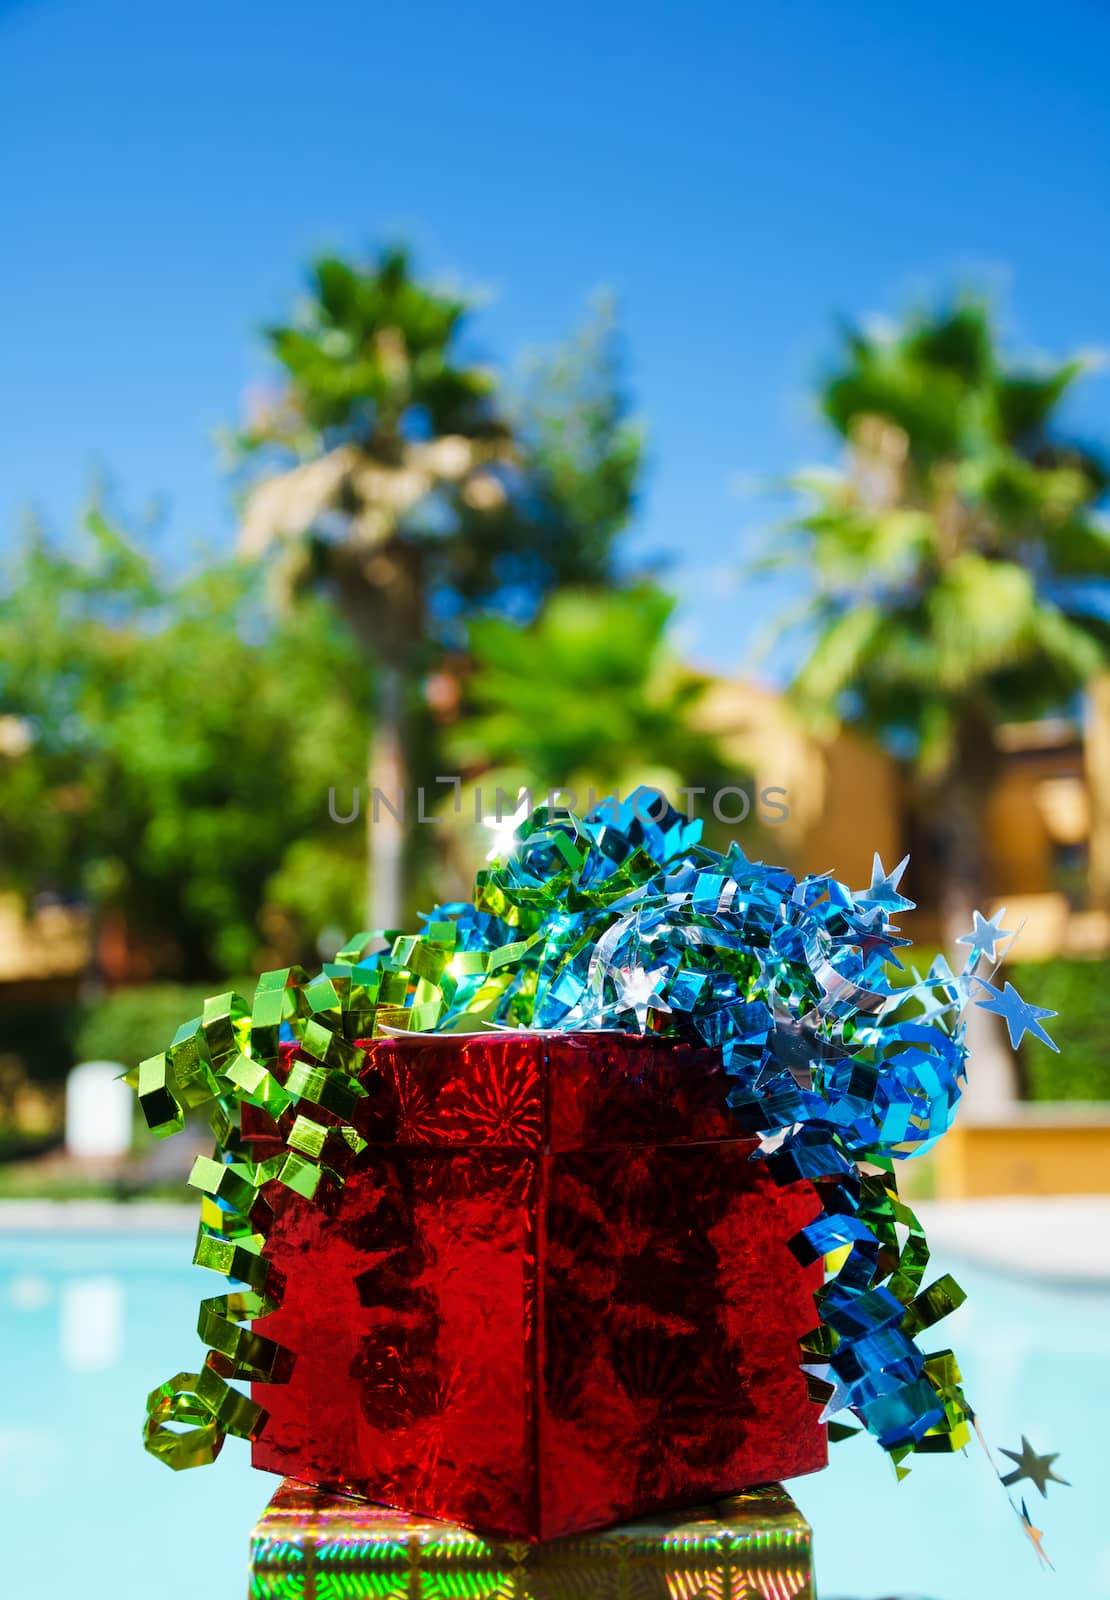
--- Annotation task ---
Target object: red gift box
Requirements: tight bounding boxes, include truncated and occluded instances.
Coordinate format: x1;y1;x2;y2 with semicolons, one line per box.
250;1031;826;1540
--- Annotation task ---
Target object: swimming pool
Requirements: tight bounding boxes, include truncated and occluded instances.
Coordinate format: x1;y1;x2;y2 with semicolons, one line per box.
2;1227;1104;1599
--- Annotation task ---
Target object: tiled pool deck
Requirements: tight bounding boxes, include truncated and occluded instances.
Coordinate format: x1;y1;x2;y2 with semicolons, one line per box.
916;1196;1110;1286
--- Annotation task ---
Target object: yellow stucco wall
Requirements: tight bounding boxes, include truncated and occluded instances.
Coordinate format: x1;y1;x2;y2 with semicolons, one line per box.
697;676;1110;933
936;1118;1110;1196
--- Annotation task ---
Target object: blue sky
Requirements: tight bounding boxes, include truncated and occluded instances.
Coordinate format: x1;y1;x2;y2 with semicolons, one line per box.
2;0;1108;675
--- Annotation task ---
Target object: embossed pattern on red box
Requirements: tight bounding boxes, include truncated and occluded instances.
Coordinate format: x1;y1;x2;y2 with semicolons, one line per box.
252;1032;825;1539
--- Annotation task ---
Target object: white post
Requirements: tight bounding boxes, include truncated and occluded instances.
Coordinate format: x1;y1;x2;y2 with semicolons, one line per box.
65;1061;132;1159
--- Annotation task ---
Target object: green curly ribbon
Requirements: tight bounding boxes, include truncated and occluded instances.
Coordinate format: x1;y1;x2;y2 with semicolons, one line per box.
134;931;487;1467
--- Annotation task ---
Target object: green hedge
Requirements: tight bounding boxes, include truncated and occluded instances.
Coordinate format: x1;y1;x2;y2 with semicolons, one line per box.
1011;956;1110;1102
0;978;257;1115
885;949;1110;1102
73;979;257;1069
0;1001;81;1086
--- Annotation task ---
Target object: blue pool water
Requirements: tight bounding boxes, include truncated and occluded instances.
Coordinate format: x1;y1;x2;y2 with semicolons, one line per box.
1;1229;1105;1600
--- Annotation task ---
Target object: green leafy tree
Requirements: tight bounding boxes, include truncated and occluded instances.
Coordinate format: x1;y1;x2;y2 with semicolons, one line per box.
515;294;644;582
779;298;1110;942
445;584;732;853
0;511;371;977
235;247;641;928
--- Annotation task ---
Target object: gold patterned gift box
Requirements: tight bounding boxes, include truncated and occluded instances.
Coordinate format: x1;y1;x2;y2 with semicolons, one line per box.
248;1479;814;1599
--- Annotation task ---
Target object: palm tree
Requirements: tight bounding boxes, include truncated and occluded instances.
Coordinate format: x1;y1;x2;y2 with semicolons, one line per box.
781;298;1110;951
445;583;732;847
236;248;639;928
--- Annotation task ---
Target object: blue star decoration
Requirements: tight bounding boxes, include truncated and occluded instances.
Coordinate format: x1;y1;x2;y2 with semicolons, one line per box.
975;979;1059;1052
1000;1435;1070;1498
958;907;1014;965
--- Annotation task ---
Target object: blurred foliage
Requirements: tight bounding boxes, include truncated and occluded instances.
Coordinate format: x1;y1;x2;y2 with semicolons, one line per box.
236;247;641;615
857;946;1110;1101
448;583;729;808
1;978;255;1138
0;1162;187;1199
0;251;684;1001
72;979;258;1068
0;1129;57;1164
236;245;524;633
0;511;371;977
777;297;1110;930
514;295;644;585
0;999;80;1090
1013;957;1110;1100
234;245;644;924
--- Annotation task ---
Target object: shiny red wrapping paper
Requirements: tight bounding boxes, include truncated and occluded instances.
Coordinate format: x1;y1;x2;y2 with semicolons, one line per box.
250;1032;826;1540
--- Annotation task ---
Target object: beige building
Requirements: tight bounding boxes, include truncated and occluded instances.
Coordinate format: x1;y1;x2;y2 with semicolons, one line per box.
0;895;89;991
700;674;1110;958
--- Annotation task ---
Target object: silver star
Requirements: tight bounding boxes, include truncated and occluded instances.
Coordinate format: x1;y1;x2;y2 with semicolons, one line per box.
860;852;914;915
613;964;672;1031
1000;1436;1069;1498
957;908;1014;964
801;1362;854;1424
